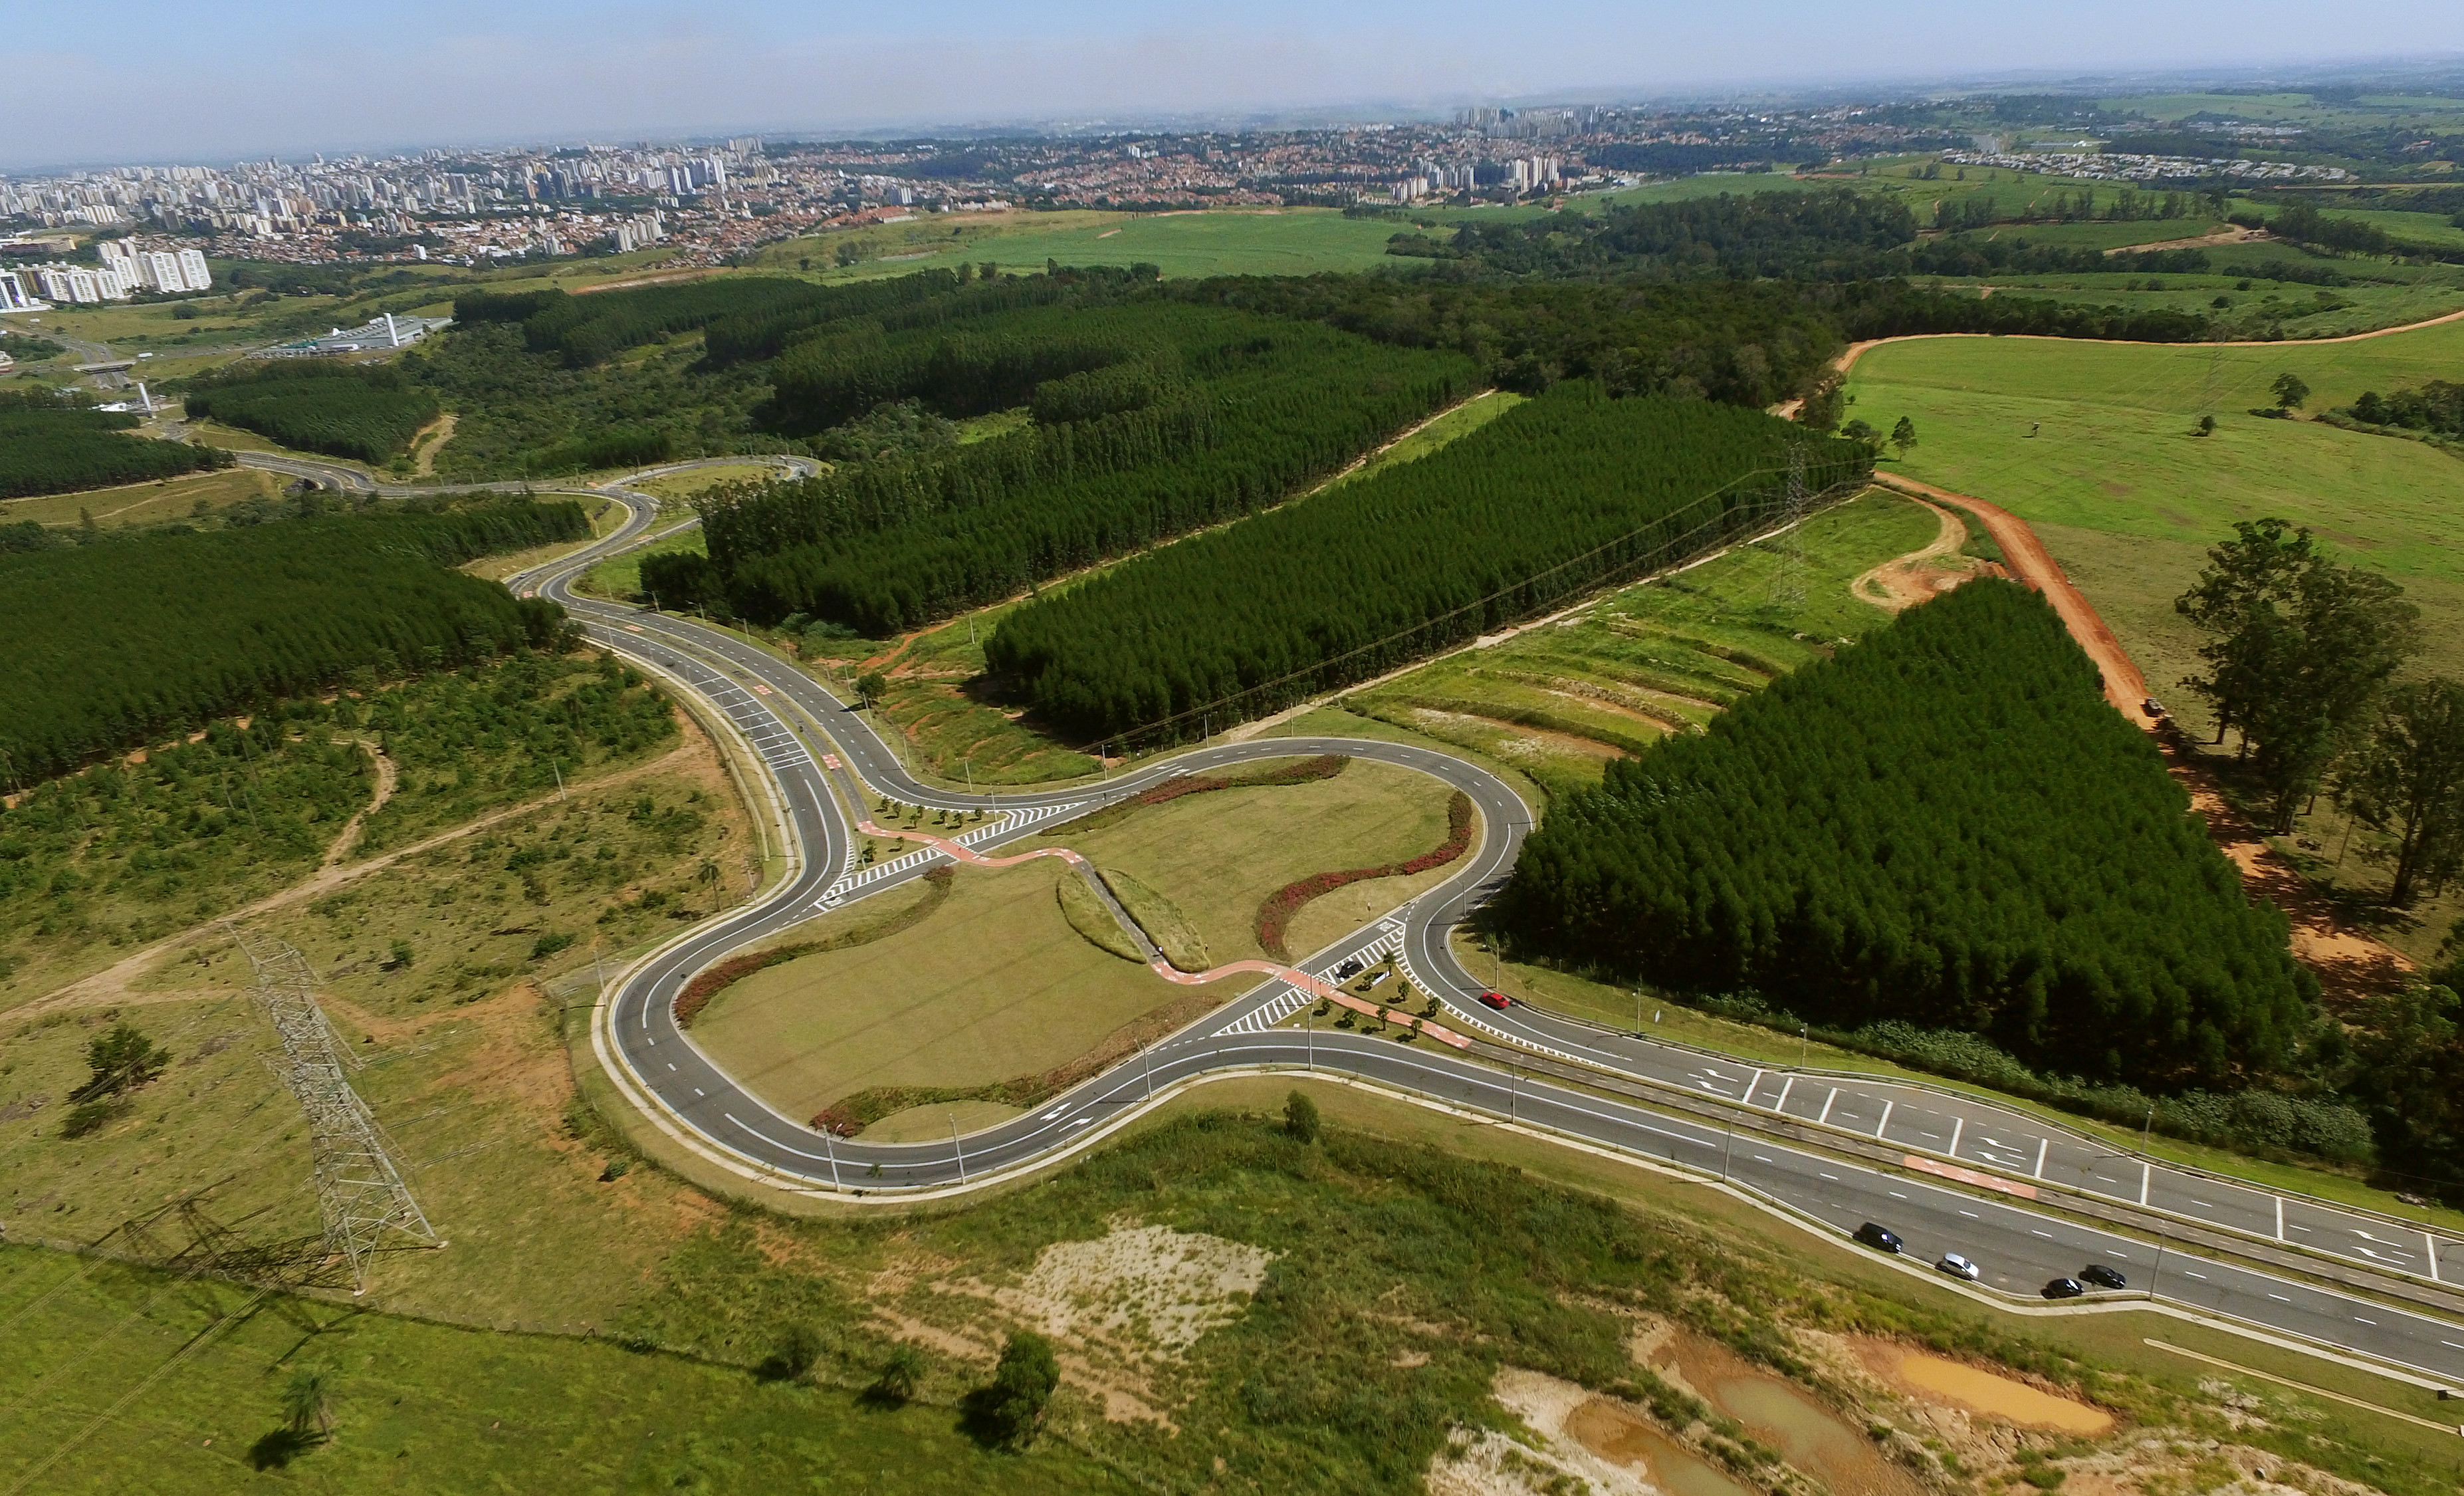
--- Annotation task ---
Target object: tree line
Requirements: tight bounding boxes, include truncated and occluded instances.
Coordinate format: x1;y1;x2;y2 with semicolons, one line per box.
2343;380;2464;437
0;503;585;783
455;277;835;368
983;384;1869;741
0;391;234;499
181;363;440;463
679;301;1478;634
1493;579;2316;1090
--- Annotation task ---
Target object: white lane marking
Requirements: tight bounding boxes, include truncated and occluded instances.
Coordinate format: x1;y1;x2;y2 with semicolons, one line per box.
667;1063;676;1071
2184;1271;2208;1280
2355;1316;2377;1325
1064;1118;1093;1130
1959;1210;1979;1219
1817;1088;1839;1125
1819;1173;1839;1182
2267;1293;2291;1302
693;1088;705;1098
1753;1156;1773;1164
1888;1191;1908;1199
2031;1230;2052;1239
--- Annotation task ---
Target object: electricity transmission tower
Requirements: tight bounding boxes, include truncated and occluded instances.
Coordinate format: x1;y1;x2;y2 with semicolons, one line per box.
1767;443;1809;612
228;925;438;1294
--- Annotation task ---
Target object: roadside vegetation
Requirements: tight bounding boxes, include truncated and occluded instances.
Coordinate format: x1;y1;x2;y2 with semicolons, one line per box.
0;649;680;1005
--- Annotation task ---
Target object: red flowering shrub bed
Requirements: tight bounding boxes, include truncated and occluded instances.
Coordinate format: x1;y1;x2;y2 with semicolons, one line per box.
1256;791;1473;959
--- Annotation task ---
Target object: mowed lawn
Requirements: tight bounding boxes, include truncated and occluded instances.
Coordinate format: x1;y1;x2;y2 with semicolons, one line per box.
1847;320;2464;725
1049;758;1464;966
693;859;1190;1121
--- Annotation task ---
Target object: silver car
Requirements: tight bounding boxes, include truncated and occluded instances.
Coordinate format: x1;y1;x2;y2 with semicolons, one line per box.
1935;1252;1981;1282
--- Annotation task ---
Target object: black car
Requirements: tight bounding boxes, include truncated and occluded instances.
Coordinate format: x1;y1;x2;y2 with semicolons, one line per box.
2042;1277;2086;1299
2080;1264;2128;1291
1333;959;1365;980
1854;1223;1903;1254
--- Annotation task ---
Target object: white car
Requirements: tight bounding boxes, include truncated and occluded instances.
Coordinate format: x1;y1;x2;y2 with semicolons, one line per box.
1935;1253;1981;1282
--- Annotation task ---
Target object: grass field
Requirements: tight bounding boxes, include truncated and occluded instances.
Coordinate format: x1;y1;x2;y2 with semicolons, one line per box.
692;859;1194;1123
0;463;279;529
6;1062;2456;1496
1845;317;2464;707
1349;490;1948;799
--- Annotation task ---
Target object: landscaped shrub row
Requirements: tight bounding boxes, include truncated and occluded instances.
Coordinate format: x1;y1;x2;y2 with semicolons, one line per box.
1132;753;1349;807
1256;791;1474;960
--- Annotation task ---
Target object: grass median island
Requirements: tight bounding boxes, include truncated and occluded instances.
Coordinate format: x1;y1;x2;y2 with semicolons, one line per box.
1031;757;1460;967
691;860;1195;1127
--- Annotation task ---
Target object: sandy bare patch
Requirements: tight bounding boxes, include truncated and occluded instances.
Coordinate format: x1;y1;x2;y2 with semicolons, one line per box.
1853;1338;2111;1433
992;1221;1275;1362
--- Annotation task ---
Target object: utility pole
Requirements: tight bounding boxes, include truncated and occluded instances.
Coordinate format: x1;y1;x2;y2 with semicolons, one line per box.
1799;1023;1809;1069
824;1128;841;1190
1769;443;1808;612
1306;1005;1313;1071
552;759;565;801
227;925;438;1295
1634;989;1642;1038
950;1114;967;1185
1722;1110;1737;1182
1141;1039;1154;1099
1508;1064;1517;1124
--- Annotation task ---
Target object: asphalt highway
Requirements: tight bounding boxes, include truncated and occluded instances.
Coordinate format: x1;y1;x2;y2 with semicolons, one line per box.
483;479;2464;1386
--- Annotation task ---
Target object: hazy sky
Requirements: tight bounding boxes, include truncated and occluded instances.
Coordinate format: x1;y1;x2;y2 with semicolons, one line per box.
9;0;2462;168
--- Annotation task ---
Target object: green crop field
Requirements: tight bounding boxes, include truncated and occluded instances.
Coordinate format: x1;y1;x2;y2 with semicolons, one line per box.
1845;318;2464;727
1347;489;1946;799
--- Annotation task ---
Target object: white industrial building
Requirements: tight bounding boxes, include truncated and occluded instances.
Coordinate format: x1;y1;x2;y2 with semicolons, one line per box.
257;312;452;358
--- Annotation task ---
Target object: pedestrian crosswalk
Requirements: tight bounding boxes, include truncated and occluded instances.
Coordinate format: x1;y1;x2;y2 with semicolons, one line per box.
1215;921;1407;1034
813;801;1087;906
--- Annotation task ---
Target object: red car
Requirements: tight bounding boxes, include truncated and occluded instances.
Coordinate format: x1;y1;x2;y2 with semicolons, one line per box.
1479;991;1512;1011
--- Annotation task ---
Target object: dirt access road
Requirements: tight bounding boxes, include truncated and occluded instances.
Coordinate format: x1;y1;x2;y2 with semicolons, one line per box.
1867;473;2410;1000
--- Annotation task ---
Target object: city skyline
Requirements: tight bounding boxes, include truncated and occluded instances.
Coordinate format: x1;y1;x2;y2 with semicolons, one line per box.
9;0;2464;171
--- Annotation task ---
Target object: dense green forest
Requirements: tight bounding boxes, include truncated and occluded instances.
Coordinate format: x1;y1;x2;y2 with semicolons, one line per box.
181;363;440;463
1493;580;2314;1088
688;301;1478;633
984;384;1868;741
407;320;774;478
0;393;234;499
455;277;838;367
0;503;585;782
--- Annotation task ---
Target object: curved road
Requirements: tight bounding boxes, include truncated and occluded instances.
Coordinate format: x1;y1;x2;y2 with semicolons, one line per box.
468;478;2464;1388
